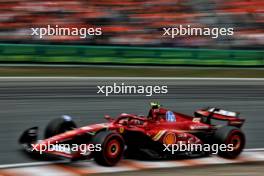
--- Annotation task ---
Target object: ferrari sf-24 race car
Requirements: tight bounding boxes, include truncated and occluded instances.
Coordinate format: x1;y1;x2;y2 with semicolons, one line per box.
19;103;245;166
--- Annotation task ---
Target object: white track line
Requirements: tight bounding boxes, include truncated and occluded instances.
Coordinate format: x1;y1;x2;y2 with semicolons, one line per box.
0;77;264;81
244;148;264;152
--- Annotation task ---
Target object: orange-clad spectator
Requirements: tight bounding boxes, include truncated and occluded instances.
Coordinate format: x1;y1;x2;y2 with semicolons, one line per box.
0;0;262;48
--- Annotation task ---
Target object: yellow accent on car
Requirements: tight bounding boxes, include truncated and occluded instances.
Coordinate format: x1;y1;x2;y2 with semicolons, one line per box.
152;130;166;141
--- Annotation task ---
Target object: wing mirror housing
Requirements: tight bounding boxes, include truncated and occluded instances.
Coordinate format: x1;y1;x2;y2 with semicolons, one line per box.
104;115;114;121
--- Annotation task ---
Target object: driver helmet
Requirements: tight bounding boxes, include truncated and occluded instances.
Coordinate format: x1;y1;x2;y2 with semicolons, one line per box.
148;102;161;120
150;102;161;109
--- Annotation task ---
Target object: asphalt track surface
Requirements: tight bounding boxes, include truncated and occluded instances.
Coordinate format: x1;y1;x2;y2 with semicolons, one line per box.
94;162;264;176
0;77;264;166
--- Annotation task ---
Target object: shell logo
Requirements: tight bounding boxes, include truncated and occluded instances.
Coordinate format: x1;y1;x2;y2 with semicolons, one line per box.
163;132;176;145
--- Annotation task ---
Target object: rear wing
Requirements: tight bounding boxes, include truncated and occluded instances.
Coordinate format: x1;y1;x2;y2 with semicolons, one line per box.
194;107;245;128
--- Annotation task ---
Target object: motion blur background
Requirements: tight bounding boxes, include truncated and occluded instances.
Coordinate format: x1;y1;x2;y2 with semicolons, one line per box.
0;0;264;68
0;1;264;175
1;0;263;48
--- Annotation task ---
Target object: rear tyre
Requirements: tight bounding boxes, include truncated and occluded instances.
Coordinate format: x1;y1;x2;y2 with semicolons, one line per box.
92;131;124;166
213;126;245;159
44;116;77;138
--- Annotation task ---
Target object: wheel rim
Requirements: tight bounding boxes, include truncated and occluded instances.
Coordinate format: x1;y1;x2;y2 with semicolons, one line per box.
230;134;241;151
106;139;120;158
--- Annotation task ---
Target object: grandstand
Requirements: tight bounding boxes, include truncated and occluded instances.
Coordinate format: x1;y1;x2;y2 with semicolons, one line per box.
0;0;263;48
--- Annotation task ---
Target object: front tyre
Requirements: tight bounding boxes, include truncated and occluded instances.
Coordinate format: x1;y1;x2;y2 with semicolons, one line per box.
214;126;245;159
44;115;77;139
92;131;124;166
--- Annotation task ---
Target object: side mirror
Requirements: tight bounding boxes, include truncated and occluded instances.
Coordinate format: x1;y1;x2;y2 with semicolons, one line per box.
104;115;113;121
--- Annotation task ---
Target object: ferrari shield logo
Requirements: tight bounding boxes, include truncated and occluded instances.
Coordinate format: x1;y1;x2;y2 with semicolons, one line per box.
119;127;125;133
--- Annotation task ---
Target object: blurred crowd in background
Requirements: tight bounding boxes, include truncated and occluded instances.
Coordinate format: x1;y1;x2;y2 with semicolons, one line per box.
0;0;263;49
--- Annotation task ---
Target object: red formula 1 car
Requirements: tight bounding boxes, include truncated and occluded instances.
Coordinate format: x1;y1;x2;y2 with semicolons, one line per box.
19;103;246;166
